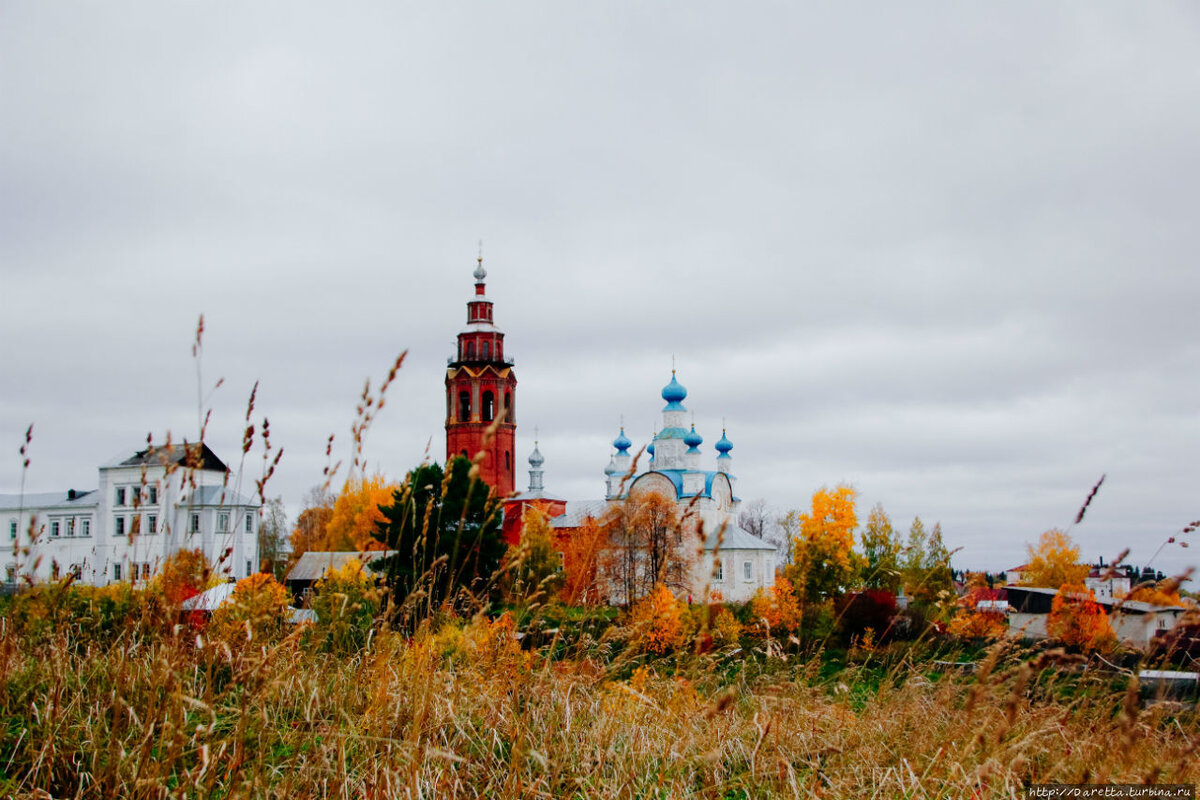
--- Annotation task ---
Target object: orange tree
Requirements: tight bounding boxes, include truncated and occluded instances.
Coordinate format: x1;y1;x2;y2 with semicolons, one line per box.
749;576;803;636
628;582;685;654
559;516;605;605
1047;583;1115;652
311;557;381;652
600;490;694;605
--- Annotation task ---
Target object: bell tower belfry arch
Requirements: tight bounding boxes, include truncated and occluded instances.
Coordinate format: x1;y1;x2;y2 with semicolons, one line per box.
445;255;517;496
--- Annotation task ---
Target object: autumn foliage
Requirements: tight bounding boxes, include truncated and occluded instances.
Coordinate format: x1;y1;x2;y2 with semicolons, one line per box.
786;485;863;605
749;577;803;635
629;582;685;654
1046;583;1115;652
209;572;292;645
1021;529;1088;589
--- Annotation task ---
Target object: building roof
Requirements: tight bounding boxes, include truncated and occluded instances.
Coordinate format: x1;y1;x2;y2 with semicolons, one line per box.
1005;585;1186;614
180;582;237;611
0;490;98;511
103;442;229;473
702;521;776;552
285;550;397;583
549;500;610;529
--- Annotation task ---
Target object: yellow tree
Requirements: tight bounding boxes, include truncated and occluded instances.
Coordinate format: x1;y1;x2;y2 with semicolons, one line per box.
1022;529;1088;589
210;573;292;644
324;474;398;552
501;508;563;606
629;582;685;654
750;576;803;635
560;516;605;606
786;485;863;607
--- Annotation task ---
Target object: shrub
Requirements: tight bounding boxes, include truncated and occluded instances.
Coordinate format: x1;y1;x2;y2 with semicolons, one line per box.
311;558;381;652
836;589;898;642
209;573;291;645
628;583;685;654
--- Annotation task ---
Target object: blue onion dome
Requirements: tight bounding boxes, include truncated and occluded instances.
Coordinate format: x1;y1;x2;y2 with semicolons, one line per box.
647;438;656;456
604;454;618;476
528;443;544;469
684;424;703;449
715;428;733;454
661;371;687;405
613;427;632;453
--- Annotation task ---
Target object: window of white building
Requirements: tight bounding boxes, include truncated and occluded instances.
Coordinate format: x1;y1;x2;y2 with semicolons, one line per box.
51;520;60;538
217;512;229;532
246;559;253;577
113;564;122;582
66;518;75;537
714;560;724;581
147;514;157;534
244;515;253;534
114;516;125;536
743;561;752;581
81;519;90;537
115;487;126;506
8;520;15;540
148;486;158;505
190;514;200;534
5;564;15;583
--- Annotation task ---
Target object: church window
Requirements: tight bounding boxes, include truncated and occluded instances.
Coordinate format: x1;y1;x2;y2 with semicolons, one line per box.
482;391;495;422
461;450;468;458
505;392;512;422
467;342;476;360
482;341;490;360
459;391;471;421
714;560;724;581
504;451;510;470
743;561;753;581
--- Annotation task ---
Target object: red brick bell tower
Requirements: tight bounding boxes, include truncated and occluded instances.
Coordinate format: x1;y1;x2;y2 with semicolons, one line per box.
445;255;517;496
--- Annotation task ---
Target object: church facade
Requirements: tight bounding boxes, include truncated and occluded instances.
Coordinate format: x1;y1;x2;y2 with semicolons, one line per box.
446;257;776;603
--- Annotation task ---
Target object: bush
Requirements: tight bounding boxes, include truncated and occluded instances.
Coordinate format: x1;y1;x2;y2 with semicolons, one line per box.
836;589;898;642
209;573;291;646
628;583;685;654
310;558;381;652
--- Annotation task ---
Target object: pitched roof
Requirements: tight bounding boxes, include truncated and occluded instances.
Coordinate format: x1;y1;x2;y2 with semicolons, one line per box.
285;551;397;583
1005;585;1186;614
703;521;776;553
104;442;229;473
0;490;98;511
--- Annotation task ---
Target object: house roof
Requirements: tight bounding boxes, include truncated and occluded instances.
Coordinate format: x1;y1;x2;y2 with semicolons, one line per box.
1005;585;1186;614
285;550;397;583
549;500;610;529
104;442;229;473
181;582;237;611
702;520;776;552
0;490;98;511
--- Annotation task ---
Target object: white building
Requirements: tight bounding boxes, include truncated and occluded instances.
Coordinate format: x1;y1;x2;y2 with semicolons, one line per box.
539;371;776;603
2;443;260;587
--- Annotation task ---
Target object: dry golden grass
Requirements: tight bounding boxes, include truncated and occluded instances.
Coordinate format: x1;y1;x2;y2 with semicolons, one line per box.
0;612;1196;799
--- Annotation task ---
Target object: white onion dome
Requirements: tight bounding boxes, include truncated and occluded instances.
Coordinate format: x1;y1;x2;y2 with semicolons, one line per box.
473;258;487;283
604;454;618;476
528;443;544;469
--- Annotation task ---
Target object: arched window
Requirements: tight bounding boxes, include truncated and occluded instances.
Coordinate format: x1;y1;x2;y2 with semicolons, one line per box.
467;342;476;360
482;341;490;360
461;449;469;459
504;392;512;423
482;391;495;422
504;451;511;470
458;391;470;421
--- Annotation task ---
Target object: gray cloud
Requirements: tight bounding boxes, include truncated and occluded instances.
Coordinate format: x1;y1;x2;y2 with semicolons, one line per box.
3;3;1198;579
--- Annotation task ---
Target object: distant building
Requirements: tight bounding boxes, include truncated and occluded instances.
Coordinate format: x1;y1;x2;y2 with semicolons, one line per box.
284;550;395;604
1;443;260;587
1005;585;1186;648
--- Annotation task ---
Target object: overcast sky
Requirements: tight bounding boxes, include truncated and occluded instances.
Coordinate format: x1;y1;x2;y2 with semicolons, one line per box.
3;4;1198;578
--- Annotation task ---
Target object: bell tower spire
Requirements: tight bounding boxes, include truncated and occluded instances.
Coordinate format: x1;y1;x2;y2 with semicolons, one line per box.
445;251;517;495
